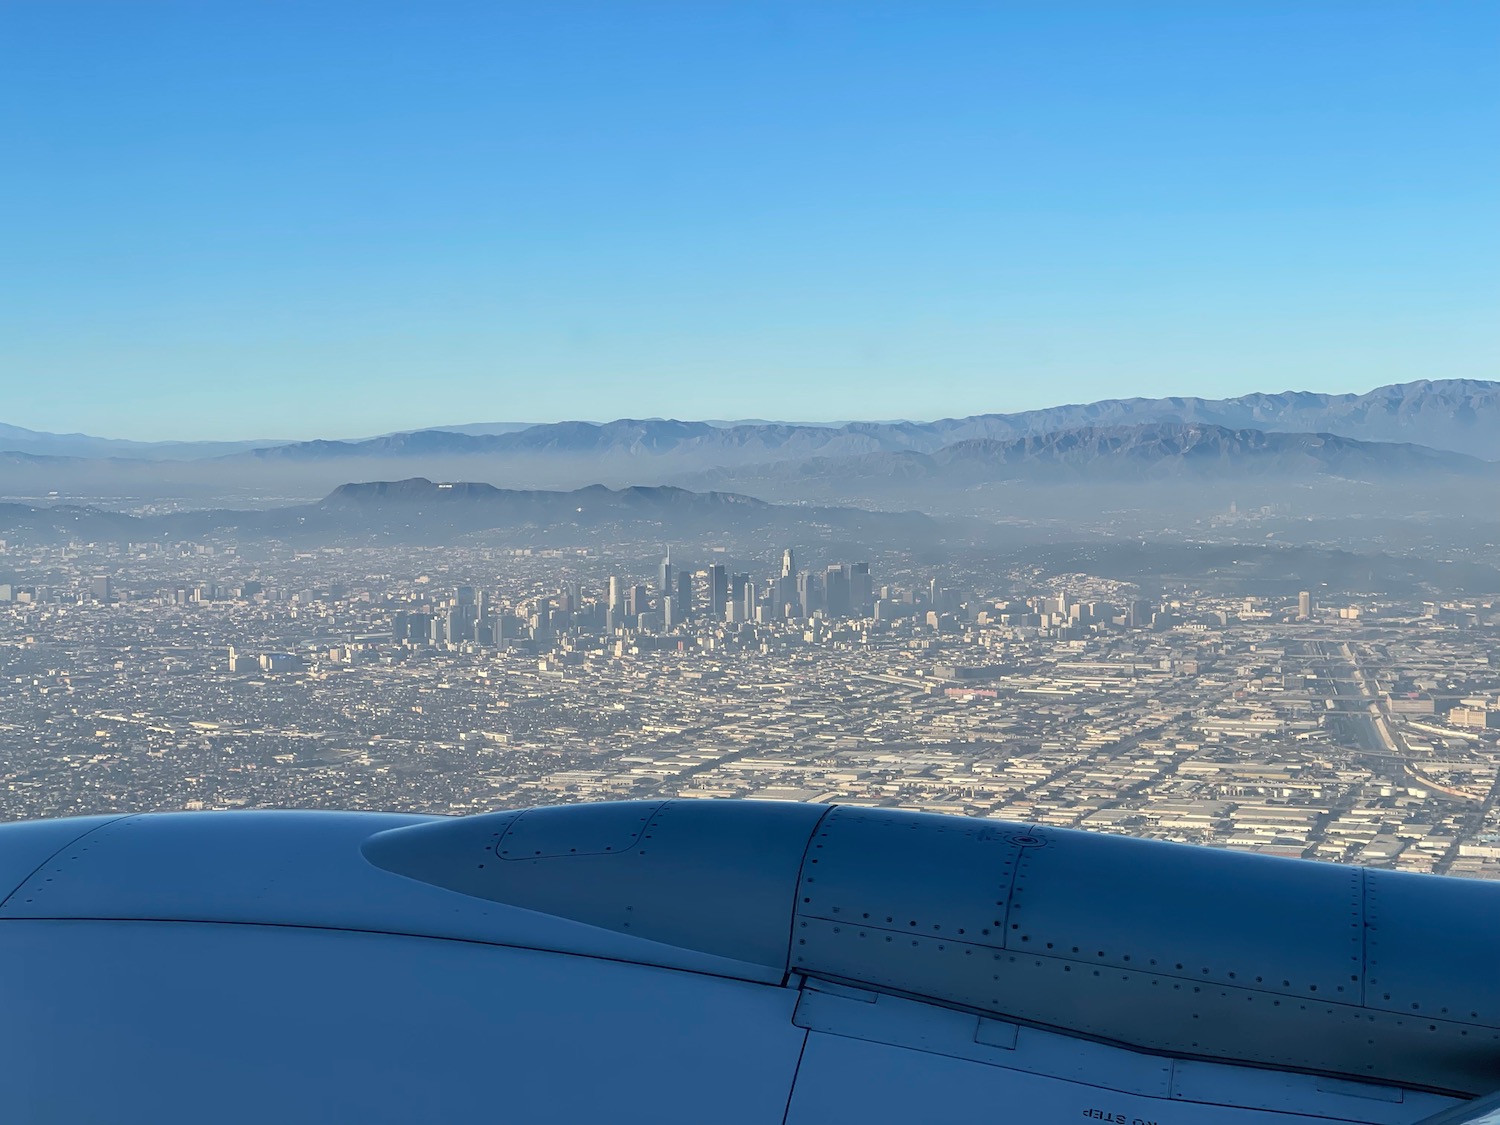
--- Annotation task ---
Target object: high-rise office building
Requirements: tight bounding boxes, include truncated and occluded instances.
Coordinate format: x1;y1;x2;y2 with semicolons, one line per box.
227;645;259;673
395;612;431;644
776;553;797;618
90;575;112;604
729;573;752;622
775;573;797;618
675;570;693;622
473;589;490;640
624;584;648;619
796;570;818;619
607;576;623;630
659;551;673;598
1298;591;1312;619
708;565;728;620
849;562;871;616
825;565;851;618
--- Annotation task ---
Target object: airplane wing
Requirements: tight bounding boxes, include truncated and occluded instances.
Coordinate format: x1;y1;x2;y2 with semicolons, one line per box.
0;799;1491;1123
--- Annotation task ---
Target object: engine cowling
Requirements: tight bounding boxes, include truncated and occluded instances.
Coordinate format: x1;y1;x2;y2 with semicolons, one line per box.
365;799;1500;1095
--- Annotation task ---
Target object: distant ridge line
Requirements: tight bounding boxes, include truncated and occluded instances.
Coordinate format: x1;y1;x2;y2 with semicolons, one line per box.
4;378;1500;462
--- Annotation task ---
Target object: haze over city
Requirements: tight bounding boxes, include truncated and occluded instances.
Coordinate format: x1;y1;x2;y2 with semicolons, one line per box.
1;0;1497;874
10;4;1500;1118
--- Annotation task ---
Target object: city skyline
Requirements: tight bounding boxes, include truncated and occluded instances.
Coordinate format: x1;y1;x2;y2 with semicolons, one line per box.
5;3;1499;1109
7;524;1500;881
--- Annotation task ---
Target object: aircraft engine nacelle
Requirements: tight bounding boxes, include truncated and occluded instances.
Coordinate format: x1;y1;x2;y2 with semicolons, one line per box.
365;800;1500;1096
2;799;1495;1124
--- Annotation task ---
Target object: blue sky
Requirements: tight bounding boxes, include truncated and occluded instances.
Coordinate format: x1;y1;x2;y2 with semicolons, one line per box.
1;1;1496;440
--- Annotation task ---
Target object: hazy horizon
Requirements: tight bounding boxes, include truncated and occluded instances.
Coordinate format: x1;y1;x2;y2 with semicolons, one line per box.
5;375;1498;446
9;7;1500;1110
3;2;1496;440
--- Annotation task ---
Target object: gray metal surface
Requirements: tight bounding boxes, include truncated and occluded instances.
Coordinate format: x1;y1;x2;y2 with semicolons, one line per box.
792;975;1451;1120
9;798;1500;1106
0;809;784;982
361;799;1500;1093
1007;826;1365;1001
496;799;663;858
783;1029;1441;1125
364;798;829;970
796;805;1028;944
0;814;122;903
793;914;1500;1094
1366;867;1500;1026
0;918;807;1125
1402;1087;1500;1125
793;980;1174;1096
788;806;1500;1095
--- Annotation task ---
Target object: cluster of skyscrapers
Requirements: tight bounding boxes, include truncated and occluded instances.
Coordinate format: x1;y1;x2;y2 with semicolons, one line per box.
606;550;873;633
391;586;503;647
386;550;880;648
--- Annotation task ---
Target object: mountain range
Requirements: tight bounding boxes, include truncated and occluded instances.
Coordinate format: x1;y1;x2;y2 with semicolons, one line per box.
684;423;1496;493
0;422;282;461
2;380;1498;507
0;479;936;547
5;379;1500;464
225;379;1500;465
5;478;1495;596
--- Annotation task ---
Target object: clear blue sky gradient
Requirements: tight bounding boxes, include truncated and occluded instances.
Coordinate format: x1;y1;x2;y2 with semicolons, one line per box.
2;1;1496;440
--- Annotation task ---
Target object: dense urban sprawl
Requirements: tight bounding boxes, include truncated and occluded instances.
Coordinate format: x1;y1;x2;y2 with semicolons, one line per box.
5;535;1500;878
